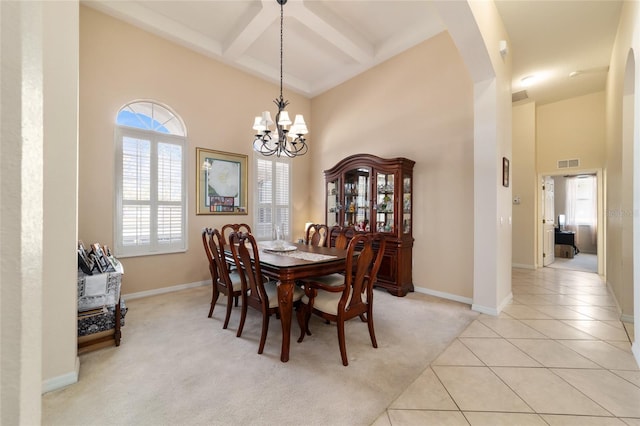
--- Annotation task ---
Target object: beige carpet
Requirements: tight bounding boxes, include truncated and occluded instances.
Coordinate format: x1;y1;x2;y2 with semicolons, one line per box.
43;286;478;426
546;253;597;273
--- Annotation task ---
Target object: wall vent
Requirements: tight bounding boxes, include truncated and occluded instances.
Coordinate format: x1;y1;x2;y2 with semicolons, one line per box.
557;158;580;169
512;90;528;103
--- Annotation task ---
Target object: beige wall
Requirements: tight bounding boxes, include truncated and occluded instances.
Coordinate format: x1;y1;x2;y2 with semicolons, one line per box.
42;1;80;390
537;92;606;174
605;1;640;329
310;31;475;299
512;102;536;268
79;6;312;295
1;0;79;418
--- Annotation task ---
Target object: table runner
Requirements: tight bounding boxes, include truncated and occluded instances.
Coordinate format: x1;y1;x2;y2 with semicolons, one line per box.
263;249;337;262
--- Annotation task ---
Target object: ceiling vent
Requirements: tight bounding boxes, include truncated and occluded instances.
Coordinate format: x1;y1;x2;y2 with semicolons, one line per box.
557;158;580;169
512;90;528;103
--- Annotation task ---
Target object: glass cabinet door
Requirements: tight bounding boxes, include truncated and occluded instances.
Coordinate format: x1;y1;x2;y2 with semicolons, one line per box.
343;168;370;230
326;179;340;226
402;174;411;234
375;172;394;233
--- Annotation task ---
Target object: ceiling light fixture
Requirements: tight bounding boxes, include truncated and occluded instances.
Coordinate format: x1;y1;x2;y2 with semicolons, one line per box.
521;75;537;87
252;0;308;158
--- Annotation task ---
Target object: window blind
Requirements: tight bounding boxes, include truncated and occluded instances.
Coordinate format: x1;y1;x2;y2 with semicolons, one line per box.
254;156;290;241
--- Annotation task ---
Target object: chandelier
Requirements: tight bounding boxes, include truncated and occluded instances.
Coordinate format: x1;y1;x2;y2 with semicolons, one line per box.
252;0;308;158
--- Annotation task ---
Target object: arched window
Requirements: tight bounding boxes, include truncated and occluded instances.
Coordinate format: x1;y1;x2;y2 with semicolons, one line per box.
114;101;187;257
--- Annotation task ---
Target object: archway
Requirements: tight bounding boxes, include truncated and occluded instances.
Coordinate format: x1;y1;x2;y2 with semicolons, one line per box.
624;49;638;354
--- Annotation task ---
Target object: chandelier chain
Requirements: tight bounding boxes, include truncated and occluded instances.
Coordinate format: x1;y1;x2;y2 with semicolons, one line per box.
279;0;284;102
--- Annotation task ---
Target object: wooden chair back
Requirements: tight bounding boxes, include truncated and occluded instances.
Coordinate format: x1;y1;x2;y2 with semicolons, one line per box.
208;228;234;288
202;227;243;327
221;223;252;245
328;225;359;249
305;223;329;247
202;228;219;283
342;233;386;312
228;231;270;315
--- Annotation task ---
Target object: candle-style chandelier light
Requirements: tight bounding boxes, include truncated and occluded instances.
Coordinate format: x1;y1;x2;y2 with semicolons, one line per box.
252;0;308;158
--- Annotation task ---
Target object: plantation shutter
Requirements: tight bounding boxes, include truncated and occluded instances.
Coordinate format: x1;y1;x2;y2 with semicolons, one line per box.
254;156;290;241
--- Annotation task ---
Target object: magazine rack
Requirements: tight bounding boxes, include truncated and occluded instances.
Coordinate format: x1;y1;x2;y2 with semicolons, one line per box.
77;260;127;354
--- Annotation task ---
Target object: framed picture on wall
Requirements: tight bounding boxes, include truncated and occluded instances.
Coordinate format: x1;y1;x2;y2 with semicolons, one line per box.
196;148;248;215
502;157;510;187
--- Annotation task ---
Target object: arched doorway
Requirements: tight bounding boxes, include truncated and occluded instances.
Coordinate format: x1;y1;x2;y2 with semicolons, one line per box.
623;49;637;350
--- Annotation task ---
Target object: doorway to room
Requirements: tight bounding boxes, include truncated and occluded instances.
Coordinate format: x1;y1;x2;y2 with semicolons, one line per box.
539;172;601;274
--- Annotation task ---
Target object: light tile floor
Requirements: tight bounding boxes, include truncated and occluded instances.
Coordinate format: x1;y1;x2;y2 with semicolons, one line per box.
374;267;640;425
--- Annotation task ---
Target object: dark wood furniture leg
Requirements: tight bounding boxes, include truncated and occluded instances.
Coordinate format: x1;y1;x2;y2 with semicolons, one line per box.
114;297;122;346
277;278;295;362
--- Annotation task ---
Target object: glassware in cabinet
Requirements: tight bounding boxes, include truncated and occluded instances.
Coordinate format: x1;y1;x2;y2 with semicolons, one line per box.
375;172;394;233
343;168;370;229
402;174;411;234
326;179;340;226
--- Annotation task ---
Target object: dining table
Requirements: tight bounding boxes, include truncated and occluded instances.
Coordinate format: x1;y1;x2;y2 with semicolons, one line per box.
232;241;353;362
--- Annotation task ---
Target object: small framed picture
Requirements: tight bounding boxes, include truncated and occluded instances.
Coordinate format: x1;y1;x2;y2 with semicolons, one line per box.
197;148;248;215
502;157;510;187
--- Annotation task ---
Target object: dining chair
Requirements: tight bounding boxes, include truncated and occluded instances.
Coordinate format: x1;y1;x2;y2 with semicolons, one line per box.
201;228;244;329
221;223;252;271
296;233;386;366
306;225;360;289
305;223;329;247
328;225;357;250
221;223;252;245
228;231;304;354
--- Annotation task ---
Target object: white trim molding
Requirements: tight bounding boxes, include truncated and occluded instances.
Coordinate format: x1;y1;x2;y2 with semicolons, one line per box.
413;286;473;306
123;280;209;301
473;291;513;316
42;356;79;394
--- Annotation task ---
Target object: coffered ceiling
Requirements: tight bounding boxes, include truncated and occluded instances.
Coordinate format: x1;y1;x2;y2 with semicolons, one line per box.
83;0;623;105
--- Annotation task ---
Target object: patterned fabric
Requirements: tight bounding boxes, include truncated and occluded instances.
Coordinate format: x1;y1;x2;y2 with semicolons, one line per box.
77;299;128;337
77;263;124;311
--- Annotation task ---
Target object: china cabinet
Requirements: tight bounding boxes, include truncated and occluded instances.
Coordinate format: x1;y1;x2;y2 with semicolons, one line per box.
324;154;415;296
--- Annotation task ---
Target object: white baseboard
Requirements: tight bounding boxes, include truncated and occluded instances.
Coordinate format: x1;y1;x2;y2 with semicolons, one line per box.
499;291;514;311
621;313;634;324
471;304;496;316
413;286;473;306
472;292;513;316
512;263;535;270
123;280;209;301
42;356;79;394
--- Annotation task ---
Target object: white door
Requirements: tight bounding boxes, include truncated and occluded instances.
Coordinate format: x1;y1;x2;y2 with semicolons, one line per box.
543;176;555;266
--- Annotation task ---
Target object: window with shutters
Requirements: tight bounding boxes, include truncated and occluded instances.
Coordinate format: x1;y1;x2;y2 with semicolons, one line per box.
114;101;187;257
254;155;291;241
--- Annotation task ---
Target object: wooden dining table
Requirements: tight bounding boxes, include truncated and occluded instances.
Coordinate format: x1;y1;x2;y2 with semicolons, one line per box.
235;242;352;362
